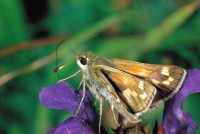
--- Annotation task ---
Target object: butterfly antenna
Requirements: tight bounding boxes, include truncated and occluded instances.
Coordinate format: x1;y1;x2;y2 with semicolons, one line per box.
65;42;77;56
54;41;77;81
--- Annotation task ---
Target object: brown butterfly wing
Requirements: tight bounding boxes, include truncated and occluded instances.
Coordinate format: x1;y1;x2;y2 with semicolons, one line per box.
111;59;186;105
98;68;157;114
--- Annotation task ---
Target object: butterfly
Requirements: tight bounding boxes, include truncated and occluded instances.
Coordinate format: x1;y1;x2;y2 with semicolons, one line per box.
57;51;186;133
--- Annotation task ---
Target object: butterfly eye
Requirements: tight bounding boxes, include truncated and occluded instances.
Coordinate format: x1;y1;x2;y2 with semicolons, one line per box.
80;57;87;65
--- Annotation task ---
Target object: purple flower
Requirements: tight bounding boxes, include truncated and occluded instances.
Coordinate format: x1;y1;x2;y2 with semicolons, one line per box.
163;69;200;134
39;82;98;134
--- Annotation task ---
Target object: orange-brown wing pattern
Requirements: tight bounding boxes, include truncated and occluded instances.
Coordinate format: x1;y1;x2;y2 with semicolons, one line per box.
101;69;156;114
111;59;186;104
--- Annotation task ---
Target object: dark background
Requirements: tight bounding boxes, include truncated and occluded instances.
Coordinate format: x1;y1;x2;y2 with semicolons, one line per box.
0;0;200;134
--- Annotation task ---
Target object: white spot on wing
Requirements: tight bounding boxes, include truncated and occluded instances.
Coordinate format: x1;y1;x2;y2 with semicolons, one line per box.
139;81;144;90
162;80;170;85
139;92;148;100
161;67;169;76
122;88;138;100
168;77;174;82
152;79;160;84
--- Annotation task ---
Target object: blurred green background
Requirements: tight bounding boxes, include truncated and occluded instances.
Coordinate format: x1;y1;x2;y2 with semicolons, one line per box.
0;0;200;134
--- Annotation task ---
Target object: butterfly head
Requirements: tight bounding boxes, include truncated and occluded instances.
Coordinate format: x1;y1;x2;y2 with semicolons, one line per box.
76;52;96;72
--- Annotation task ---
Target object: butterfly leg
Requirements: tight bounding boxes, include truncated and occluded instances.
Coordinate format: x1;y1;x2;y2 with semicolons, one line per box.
111;105;120;127
57;70;81;83
77;77;83;89
74;78;86;116
99;95;103;134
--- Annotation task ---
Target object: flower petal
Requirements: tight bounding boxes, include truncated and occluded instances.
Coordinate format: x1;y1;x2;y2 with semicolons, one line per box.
48;117;98;134
39;82;79;112
39;82;97;123
163;69;200;134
